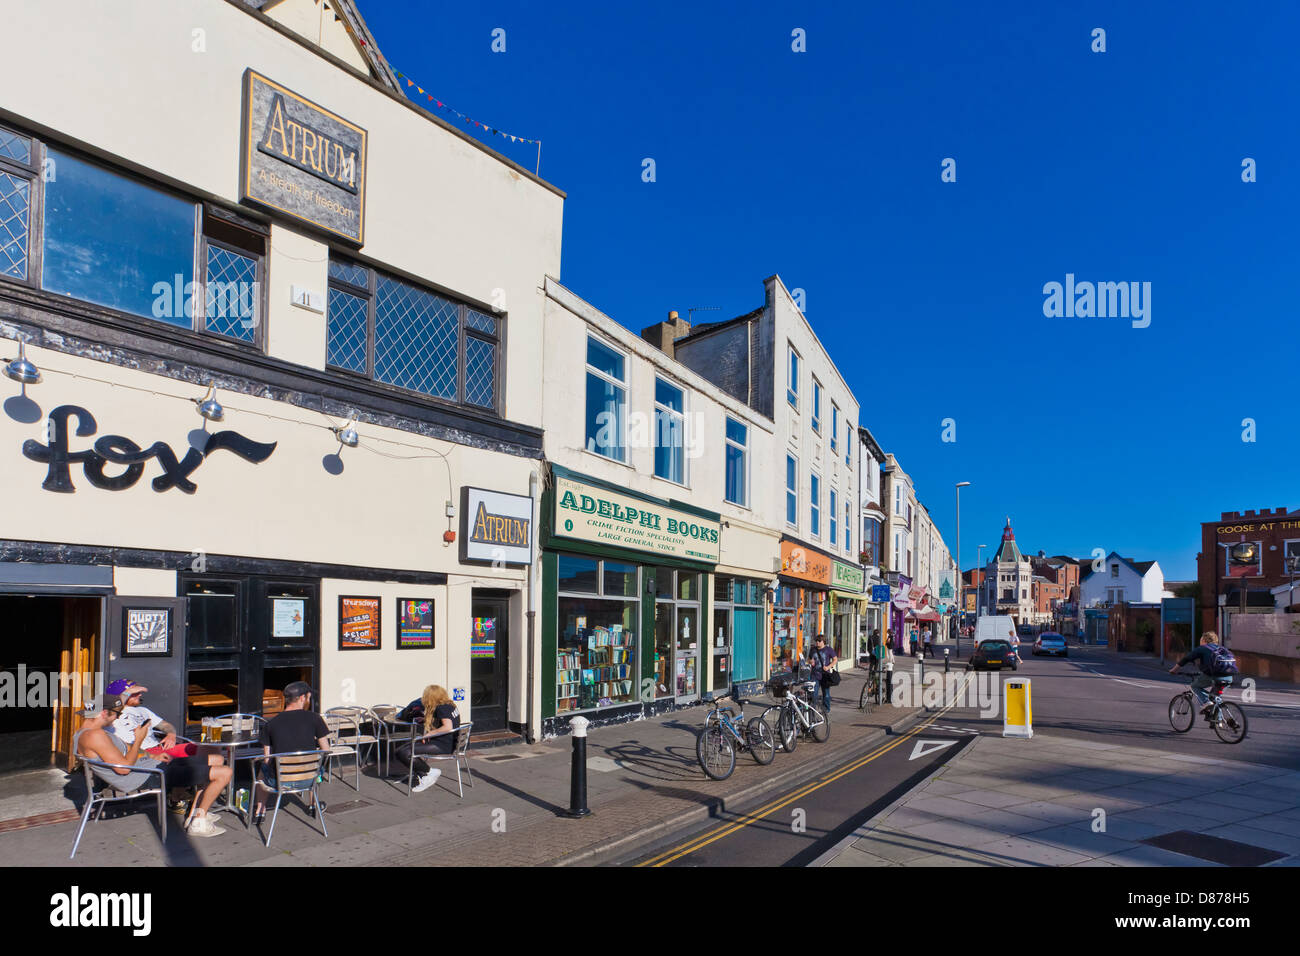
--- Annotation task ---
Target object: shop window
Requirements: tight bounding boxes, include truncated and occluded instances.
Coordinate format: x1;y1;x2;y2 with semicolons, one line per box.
654;377;685;484
677;572;699;602
556;555;640;713
585;336;627;461
653;565;676;600
724;416;748;506
42;148;197;324
558;554;599;593
325;256;501;411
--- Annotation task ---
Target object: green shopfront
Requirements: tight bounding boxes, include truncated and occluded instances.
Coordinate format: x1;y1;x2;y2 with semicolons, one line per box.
541;466;726;735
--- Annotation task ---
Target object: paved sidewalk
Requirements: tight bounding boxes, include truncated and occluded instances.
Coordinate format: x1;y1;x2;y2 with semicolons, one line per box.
2;667;920;866
815;732;1300;867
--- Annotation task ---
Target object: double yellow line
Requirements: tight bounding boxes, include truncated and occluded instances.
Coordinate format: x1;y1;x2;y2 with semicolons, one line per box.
638;674;973;867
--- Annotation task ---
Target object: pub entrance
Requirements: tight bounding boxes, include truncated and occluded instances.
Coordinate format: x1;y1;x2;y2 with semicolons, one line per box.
470;591;510;732
180;573;320;732
0;595;102;773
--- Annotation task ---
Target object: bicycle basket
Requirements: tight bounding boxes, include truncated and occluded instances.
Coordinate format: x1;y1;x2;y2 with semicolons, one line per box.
796;664;812;682
767;673;793;698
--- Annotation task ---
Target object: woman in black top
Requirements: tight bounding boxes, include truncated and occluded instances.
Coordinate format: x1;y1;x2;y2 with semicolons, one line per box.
394;684;461;792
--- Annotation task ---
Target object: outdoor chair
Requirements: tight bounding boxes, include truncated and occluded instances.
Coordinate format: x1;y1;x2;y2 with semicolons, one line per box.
326;705;381;767
70;730;168;859
323;712;362;791
250;750;329;847
406;722;474;798
367;704;401;775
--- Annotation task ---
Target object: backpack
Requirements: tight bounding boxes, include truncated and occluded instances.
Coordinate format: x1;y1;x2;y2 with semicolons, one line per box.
1208;644;1238;676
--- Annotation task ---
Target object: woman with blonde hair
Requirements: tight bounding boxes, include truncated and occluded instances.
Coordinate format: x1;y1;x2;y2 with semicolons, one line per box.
394;684;462;792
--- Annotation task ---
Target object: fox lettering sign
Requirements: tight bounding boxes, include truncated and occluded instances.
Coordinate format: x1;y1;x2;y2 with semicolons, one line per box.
553;476;720;563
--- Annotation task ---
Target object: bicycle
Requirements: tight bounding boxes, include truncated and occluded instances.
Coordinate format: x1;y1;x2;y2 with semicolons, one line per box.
696;690;777;780
767;672;830;752
858;659;882;711
1168;671;1248;744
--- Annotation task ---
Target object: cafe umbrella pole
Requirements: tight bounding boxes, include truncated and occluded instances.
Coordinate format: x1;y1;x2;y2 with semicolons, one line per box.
565;715;592;818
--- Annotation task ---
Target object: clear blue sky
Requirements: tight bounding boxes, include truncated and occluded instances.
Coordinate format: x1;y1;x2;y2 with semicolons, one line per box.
363;0;1300;579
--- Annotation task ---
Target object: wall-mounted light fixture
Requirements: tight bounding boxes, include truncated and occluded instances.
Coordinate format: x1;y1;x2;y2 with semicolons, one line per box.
193;384;224;422
4;341;41;386
332;412;359;448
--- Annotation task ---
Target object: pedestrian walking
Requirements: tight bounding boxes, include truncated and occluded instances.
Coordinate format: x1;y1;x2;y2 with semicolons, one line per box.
882;642;895;703
922;626;934;658
809;634;838;712
909;626;918;657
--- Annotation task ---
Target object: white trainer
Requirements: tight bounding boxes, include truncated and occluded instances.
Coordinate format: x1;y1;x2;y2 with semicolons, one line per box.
411;768;442;793
187;813;227;838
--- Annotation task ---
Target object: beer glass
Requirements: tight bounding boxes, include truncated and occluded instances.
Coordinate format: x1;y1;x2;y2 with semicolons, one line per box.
212;720;223;743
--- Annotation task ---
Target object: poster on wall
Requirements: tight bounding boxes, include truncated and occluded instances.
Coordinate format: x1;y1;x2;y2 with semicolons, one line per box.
272;598;306;639
338;596;381;650
471;616;497;659
123;608;171;657
397;599;434;650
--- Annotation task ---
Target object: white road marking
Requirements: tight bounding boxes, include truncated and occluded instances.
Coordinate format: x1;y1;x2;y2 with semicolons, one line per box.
909;739;959;761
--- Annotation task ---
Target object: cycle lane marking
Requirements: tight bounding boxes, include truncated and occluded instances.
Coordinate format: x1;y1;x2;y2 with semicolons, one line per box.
639;673;974;867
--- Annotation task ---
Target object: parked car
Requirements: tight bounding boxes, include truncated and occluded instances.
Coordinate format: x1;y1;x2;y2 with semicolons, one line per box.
1033;632;1068;657
968;639;1018;671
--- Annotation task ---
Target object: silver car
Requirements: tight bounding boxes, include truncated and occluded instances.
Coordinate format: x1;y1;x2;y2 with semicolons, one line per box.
1033;632;1068;657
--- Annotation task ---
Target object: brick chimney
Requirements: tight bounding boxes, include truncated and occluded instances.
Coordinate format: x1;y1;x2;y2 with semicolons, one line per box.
640;310;692;358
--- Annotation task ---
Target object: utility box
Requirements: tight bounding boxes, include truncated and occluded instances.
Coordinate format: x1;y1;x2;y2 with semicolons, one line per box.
1003;678;1032;738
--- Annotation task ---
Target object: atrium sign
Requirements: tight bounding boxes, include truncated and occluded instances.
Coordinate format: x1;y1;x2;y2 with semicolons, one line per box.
241;70;367;244
461;487;533;566
553;475;719;563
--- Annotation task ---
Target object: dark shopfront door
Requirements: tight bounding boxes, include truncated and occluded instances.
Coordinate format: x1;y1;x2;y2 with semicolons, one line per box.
470;593;509;732
180;573;319;731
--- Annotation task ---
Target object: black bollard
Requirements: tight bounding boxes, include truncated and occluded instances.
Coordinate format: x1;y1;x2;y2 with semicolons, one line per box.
565;715;591;818
944;646;951;673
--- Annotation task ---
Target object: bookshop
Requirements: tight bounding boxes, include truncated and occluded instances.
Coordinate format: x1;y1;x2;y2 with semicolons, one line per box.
542;467;721;735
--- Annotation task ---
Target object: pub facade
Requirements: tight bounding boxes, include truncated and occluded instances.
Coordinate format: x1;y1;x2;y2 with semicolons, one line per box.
0;0;564;773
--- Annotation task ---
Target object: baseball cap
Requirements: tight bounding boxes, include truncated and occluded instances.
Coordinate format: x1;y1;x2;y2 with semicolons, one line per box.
83;693;126;717
106;678;148;698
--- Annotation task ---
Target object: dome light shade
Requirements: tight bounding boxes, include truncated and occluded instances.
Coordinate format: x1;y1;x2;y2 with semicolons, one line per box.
194;384;225;422
4;342;40;385
333;413;359;448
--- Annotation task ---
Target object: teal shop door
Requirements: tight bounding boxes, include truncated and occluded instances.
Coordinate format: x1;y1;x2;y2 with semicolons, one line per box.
732;608;760;681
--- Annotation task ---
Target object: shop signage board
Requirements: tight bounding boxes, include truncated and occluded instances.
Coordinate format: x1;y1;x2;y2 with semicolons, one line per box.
462;487;533;565
241;70;368;244
272;598;305;639
339;596;380;650
832;560;865;592
872;584;891;603
780;539;832;586
938;570;957;602
553;475;720;563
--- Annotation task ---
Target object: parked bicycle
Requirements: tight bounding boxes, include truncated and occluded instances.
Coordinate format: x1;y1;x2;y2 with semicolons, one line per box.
858;660;882;711
696;690;777;780
766;671;829;752
1168;671;1248;744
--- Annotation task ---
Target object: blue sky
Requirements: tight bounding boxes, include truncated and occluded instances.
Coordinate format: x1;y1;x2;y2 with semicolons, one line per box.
363;0;1300;579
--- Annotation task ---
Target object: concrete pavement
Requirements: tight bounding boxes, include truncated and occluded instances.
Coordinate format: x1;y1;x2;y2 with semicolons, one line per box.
815;731;1300;867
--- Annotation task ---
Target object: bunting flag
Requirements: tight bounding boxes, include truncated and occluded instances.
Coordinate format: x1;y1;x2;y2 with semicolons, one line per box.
393;70;541;146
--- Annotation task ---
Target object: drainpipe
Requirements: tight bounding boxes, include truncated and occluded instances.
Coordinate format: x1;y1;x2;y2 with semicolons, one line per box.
526;469;539;743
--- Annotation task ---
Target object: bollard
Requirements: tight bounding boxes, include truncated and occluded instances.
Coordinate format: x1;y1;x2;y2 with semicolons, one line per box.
1003;678;1033;738
565;715;592;817
944;646;950;674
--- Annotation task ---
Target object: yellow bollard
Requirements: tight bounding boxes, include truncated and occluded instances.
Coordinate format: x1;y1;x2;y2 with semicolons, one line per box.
1003;677;1032;738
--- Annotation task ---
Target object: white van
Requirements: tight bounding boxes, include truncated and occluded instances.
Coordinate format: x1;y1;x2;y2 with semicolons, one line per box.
974;616;1018;648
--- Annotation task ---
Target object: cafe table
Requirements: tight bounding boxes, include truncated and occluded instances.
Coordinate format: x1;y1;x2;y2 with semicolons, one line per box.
195;730;262;827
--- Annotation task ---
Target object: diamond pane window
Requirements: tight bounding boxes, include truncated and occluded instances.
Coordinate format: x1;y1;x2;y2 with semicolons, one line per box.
465;336;495;408
204;244;258;342
327;288;369;373
375;275;459;399
329;258;369;290
0;129;30;166
0;172;29;280
466;308;496;334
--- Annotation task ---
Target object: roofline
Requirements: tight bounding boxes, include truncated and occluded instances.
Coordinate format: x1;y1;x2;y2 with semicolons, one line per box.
223;0;565;199
671;307;763;346
857;425;886;463
765;274;859;415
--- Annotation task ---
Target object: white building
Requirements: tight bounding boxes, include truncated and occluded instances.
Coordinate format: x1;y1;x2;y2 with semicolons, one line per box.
1080;552;1168;608
984;518;1035;625
857;426;888;655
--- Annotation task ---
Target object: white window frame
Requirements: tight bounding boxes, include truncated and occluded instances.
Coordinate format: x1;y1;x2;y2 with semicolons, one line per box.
585;334;627;463
652;375;687;487
811;378;822;433
810;471;821;538
786;454;798;527
830;403;839;454
845;423;852;468
724;415;749;508
787;345;800;409
829;488;838;546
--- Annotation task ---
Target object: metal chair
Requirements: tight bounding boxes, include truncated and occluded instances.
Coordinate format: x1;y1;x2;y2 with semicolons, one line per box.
326;706;381;768
406;722;474;798
367;704;401;775
70;730;168;859
250;750;329;847
323;712;362;791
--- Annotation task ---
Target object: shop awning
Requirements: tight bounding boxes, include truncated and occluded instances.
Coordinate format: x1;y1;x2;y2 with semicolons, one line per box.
911;610;941;622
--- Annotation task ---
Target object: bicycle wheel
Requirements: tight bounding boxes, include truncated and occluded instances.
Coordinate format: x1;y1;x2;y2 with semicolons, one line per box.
776;704;798;753
696;726;736;780
747;716;776;765
1213;702;1248;744
809;703;831;743
859;677;875;710
1168;693;1194;733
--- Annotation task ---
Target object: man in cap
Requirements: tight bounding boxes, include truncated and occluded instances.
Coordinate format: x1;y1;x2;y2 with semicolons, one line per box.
77;693;232;837
106;679;179;754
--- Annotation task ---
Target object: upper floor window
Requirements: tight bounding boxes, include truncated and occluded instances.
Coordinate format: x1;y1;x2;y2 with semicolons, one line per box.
0;125;36;282
894;485;901;515
845;423;852;468
1110;563;1119;578
327;257;499;410
845;500;852;554
584;336;627;461
724;417;748;507
810;472;821;537
654;377;686;485
830;403;839;453
786;454;797;526
812;379;822;433
829;489;838;546
787;346;800;409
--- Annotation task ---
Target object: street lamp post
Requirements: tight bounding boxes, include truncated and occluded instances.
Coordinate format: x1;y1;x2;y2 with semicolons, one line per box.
976;543;988;620
956;478;967;658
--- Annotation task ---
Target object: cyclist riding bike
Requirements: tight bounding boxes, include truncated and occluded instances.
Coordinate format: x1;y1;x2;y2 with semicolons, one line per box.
1168;630;1236;717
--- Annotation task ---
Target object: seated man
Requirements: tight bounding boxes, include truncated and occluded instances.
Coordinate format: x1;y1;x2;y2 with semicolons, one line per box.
77;693;232;837
106;679;187;758
253;680;330;824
